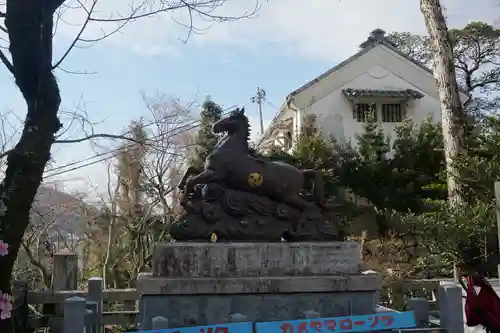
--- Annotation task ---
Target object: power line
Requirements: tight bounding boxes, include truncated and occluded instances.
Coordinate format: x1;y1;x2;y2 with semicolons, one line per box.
265;99;279;111
250;87;266;135
44;123;201;179
44;105;238;178
46;116;202;174
44;104;239;179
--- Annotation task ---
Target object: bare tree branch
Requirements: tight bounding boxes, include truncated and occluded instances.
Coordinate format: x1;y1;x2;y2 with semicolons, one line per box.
0;133;146;160
0;48;13;74
52;0;98;69
56;133;147;144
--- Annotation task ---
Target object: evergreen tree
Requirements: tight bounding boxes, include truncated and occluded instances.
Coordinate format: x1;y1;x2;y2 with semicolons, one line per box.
337;117;392;209
356;115;390;162
190;97;223;168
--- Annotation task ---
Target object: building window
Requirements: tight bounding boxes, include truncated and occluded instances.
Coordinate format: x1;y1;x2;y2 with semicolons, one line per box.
353;103;376;122
283;131;293;150
382;103;403;122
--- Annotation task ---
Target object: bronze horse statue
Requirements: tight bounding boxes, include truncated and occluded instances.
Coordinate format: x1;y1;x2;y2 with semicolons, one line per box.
178;108;325;210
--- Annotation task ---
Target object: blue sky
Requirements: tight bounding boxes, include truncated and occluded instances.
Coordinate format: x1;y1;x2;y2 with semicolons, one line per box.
0;0;499;197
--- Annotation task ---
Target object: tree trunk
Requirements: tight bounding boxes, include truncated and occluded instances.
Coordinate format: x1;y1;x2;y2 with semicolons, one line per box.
0;0;62;330
420;0;467;204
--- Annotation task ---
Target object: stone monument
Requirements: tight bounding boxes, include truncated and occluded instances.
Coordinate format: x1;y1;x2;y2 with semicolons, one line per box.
136;108;381;330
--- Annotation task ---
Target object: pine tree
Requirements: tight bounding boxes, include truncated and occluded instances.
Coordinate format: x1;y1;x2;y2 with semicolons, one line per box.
190;97;223;169
356;115;389;163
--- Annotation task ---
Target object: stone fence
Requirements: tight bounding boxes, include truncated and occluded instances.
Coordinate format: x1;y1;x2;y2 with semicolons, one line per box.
56;275;464;333
13;252;471;333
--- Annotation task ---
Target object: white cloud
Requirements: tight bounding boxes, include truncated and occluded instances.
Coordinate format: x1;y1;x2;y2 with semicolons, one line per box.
54;0;500;60
187;0;500;60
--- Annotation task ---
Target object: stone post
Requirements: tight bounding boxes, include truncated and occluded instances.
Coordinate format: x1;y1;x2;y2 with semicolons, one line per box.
495;182;500;277
53;253;78;333
302;310;321;318
63;297;86;333
86;301;98;333
226;313;248;322
87;277;103;333
52;253;78;291
85;309;94;333
408;297;429;328
439;284;464;333
152;316;169;329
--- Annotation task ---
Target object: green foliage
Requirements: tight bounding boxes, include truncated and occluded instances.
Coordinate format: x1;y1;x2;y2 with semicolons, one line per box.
455;115;500;202
389;22;500;114
338;117;445;214
264;110;500;276
259;107;500;277
400;200;497;275
337;117;393;213
190;97;223;169
386;32;433;65
292;132;339;196
357;116;390;161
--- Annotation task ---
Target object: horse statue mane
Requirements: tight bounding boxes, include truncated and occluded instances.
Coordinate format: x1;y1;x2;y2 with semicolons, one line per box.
226;107;251;148
172;106;342;242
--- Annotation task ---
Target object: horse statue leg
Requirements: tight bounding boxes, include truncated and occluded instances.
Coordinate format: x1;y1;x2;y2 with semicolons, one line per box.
180;169;221;206
178;166;202;191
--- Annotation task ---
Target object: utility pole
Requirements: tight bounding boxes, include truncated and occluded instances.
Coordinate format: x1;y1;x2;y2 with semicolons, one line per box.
251;87;266;135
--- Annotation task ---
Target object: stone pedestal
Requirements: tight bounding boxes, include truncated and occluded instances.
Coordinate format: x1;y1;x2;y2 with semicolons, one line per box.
137;242;380;330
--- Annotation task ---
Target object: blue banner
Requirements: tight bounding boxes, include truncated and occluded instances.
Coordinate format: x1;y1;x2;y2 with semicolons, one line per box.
255;311;416;333
129;321;253;333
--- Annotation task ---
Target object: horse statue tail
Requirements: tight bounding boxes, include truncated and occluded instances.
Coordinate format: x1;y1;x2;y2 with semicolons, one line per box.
301;169;325;205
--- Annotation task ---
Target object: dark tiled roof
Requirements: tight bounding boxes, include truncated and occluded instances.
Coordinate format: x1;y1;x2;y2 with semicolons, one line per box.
342;88;424;99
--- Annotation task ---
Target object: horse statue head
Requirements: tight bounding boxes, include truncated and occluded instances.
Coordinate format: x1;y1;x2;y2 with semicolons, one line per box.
212;108;250;145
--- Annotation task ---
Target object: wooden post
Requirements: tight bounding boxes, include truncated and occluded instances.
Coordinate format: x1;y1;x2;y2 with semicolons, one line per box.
495;182;500;277
52;252;78;333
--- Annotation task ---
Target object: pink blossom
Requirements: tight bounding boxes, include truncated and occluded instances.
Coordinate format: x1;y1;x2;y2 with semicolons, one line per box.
0;293;9;302
0;293;9;305
0;240;8;256
0;292;11;319
0;309;11;320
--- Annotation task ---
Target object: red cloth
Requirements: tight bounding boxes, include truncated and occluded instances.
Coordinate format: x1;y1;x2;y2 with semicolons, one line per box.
464;276;500;332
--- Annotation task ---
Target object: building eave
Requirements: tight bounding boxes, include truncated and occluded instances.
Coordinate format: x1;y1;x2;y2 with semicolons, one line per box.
288;30;470;99
256;99;294;146
342;88;425;100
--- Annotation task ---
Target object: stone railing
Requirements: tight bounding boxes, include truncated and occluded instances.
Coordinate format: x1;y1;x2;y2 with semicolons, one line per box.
57;281;463;333
14;252;470;333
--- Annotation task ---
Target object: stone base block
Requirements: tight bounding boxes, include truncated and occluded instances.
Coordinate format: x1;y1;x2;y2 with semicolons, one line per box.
137;272;380;294
152;242;361;277
137;273;381;330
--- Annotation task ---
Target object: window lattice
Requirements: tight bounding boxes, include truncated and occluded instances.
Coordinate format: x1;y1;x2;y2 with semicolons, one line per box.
353;103;377;122
382;103;403;122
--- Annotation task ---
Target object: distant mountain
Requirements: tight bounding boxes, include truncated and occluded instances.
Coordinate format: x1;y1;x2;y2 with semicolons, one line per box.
31;186;100;238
